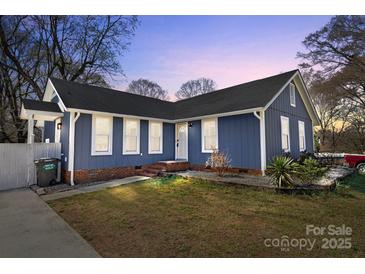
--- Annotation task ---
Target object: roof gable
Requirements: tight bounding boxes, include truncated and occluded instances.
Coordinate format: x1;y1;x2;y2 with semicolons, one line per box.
46;69;318;124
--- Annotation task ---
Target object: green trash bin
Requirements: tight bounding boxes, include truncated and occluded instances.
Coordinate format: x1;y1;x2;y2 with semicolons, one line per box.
34;158;59;187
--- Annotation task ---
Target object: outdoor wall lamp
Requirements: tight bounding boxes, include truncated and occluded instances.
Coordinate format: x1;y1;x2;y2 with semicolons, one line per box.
188;122;193;128
57;122;62;130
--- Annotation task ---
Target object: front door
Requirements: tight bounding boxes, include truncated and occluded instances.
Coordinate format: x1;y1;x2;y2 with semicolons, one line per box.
176;122;188;160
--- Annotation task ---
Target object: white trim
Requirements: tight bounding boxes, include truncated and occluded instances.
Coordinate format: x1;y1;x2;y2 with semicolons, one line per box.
67;107;263;124
54;117;61;143
20;108;64;120
174;107;263;123
175;122;188;160
123;118;140;155
296;72;321;125
48;79;67;112
91;114;113;156
255;111;266;175
148;120;163;154
68;112;80;186
68;108;169;123
264;73;297;111
280;115;290;152
298;120;306;152
289;83;296;107
201;117;219;153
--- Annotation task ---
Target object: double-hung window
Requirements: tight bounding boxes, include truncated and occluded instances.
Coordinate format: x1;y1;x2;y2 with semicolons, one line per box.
298;121;306;152
149;121;163;154
290;83;296;107
281;116;290;152
201;118;218;153
92;115;113;155
123;118;140;155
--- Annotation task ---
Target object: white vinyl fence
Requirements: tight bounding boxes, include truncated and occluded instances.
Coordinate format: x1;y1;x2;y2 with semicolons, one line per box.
0;143;61;191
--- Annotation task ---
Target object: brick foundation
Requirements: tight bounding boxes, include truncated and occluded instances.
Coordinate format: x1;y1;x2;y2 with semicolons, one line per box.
62;166;138;185
190;164;262;176
163;161;190;172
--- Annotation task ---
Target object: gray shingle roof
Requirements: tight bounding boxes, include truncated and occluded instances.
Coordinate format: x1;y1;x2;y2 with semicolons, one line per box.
50;69;298;120
23;99;62;113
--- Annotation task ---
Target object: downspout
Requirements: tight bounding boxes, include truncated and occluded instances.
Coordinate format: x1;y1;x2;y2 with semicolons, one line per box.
68;112;80;186
254;111;266;176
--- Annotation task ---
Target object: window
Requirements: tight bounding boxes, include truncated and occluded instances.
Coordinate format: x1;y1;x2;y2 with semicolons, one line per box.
123;118;140;155
298;121;306;152
201;118;218;153
290;83;296;107
91;115;113;155
149;121;163;154
281;116;290;152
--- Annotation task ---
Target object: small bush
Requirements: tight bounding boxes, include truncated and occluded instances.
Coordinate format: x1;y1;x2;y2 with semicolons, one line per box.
297;151;315;165
206;149;231;177
295;158;327;184
266;156;299;188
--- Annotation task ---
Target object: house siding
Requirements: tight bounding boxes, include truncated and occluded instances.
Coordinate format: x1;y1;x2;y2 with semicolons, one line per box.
74;114;175;170
60;112;70;169
188;113;261;169
265;81;314;163
44;121;55;143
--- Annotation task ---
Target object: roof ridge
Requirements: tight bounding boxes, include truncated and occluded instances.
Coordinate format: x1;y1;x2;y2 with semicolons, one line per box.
49;77;175;105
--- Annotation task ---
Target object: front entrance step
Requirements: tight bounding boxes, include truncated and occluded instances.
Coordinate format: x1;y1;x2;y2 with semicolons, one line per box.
139;161;190;177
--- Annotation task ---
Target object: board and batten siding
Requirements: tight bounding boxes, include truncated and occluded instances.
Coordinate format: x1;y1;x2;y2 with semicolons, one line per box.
73;114;175;170
265;81;314;163
44;121;55;142
187;114;261;170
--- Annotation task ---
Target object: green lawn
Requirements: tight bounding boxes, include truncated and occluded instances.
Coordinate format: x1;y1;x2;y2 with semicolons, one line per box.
49;174;365;257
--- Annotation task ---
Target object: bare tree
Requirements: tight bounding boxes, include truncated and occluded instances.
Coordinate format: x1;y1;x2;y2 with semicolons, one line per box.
175;78;217;100
0;15;138;142
297;15;365;110
127;78;169;100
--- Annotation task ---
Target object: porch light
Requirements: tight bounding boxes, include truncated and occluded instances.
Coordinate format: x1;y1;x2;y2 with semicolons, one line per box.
188;122;193;128
57;122;62;130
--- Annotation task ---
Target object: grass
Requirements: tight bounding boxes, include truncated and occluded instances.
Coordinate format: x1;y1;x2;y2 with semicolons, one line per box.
49;174;365;257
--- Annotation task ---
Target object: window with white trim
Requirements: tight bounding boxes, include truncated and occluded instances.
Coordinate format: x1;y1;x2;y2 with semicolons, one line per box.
92;115;113;155
201;118;218;153
149;121;163;154
290;83;296;107
281;116;290;152
123;118;140;154
298;120;306;152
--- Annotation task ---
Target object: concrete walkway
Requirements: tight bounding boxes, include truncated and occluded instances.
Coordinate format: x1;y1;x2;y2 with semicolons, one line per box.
42;175;150;201
0;188;99;257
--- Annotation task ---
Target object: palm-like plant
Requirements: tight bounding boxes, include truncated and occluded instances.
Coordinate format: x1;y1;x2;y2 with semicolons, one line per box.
266;156;298;188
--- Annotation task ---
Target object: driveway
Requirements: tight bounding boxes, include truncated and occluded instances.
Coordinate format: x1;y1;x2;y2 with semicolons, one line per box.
0;188;99;257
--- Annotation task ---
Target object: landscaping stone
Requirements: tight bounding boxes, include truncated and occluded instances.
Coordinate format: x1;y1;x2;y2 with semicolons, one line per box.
174;170;274;189
316;166;355;186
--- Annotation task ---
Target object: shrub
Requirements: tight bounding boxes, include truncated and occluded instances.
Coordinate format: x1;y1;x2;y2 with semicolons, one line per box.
297;151;315;165
295;158;327;184
206;149;231;177
266;156;299;188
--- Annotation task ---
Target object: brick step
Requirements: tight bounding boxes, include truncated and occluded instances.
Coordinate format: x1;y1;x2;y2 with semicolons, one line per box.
144;164;167;170
139;171;157;177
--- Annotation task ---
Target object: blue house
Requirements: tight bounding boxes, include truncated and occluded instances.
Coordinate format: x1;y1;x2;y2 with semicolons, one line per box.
21;70;320;185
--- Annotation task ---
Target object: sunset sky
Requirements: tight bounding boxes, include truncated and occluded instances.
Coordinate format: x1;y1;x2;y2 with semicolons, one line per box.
117;16;331;100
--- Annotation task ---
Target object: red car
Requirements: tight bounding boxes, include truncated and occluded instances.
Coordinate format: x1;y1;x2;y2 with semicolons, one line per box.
344;154;365;175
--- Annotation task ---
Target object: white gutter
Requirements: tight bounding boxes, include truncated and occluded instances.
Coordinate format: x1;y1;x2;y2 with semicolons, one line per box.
254;111;266;176
68;112;80;186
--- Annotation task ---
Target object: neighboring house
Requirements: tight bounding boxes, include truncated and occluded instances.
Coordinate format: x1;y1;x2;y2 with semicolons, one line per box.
20;69;320;184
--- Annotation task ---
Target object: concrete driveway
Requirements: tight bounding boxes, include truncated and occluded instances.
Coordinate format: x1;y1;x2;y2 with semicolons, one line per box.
0;188;99;258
